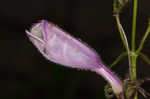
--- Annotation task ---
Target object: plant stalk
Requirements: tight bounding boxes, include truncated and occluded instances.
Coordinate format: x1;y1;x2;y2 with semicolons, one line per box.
131;0;138;52
131;53;138;99
136;23;150;53
115;14;132;79
131;0;138;98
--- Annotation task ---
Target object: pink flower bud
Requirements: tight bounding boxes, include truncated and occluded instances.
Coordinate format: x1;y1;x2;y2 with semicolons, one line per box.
26;20;123;96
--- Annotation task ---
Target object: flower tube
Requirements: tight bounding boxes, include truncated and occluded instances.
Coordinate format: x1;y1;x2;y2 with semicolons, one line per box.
26;20;123;97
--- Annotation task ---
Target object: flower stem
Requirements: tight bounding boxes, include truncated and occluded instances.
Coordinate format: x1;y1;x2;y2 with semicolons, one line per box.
115;14;132;79
130;53;137;81
110;52;127;67
131;53;138;99
131;0;138;98
136;22;150;53
131;0;138;52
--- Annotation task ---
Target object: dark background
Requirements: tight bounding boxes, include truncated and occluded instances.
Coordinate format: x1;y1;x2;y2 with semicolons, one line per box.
0;0;150;99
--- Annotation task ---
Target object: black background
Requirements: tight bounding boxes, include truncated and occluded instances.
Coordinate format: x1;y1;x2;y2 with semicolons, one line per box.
0;0;150;99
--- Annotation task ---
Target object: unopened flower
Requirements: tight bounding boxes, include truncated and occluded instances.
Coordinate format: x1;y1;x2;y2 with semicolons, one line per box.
26;20;123;96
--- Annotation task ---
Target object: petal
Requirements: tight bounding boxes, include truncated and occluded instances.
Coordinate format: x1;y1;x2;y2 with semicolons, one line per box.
42;20;101;70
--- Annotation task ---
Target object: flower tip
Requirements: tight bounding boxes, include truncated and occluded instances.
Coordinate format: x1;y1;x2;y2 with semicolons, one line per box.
25;30;34;38
25;30;30;35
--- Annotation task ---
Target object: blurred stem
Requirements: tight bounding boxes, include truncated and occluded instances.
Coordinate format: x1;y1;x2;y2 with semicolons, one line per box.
139;52;150;65
115;14;132;79
136;23;150;53
110;52;127;67
115;15;127;50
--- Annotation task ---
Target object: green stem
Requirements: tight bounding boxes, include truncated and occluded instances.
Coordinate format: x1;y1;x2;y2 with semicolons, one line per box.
136;23;150;53
131;0;138;99
115;14;132;79
130;53;138;99
115;15;128;50
110;52;127;67
131;0;138;52
139;52;150;65
130;53;137;81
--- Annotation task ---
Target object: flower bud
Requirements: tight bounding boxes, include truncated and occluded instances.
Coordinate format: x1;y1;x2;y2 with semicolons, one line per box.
26;20;123;96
